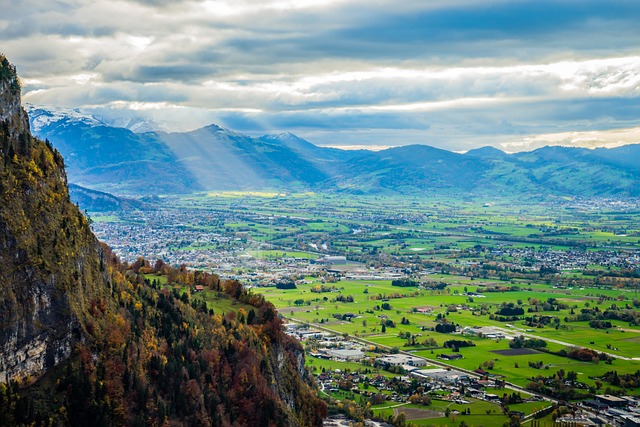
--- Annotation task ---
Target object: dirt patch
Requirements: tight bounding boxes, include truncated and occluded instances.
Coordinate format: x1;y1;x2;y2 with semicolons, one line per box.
286;306;314;312
491;348;540;356
394;407;443;421
415;305;440;312
562;296;595;301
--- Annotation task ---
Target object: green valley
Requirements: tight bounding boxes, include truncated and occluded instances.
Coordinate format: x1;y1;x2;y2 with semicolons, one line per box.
91;192;640;426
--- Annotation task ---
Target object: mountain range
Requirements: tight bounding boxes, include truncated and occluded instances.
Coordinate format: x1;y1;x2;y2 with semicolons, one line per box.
28;105;640;198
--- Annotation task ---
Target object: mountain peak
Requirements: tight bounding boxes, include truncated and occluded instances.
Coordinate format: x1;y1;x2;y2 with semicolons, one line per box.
203;123;229;132
271;131;297;139
26;104;105;133
259;131;318;150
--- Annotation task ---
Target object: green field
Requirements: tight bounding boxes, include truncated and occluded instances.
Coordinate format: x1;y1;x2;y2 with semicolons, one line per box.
261;278;640;381
96;192;640;425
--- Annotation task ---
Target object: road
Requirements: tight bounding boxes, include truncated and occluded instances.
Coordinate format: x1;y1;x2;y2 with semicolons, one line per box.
285;316;611;424
495;326;640;361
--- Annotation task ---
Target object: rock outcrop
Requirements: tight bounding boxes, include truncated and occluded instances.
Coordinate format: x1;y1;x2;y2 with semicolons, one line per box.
0;55;109;383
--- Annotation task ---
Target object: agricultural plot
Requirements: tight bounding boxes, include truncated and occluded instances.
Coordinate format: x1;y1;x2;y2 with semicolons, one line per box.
260;276;640;400
93;193;640;425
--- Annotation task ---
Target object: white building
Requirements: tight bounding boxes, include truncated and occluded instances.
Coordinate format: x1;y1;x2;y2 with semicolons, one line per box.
413;368;467;383
329;349;365;361
376;354;427;367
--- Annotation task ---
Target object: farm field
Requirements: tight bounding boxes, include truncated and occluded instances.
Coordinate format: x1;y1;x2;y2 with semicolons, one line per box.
93;193;640;426
260;277;640;385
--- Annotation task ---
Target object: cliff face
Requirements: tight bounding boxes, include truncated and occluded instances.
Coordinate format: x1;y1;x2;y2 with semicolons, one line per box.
0;59;29;138
0;55;109;383
0;55;324;426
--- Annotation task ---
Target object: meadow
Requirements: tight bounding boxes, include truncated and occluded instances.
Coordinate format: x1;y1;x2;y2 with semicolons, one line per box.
261;278;640;386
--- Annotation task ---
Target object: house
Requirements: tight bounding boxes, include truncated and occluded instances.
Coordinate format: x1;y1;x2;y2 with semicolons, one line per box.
194;285;204;292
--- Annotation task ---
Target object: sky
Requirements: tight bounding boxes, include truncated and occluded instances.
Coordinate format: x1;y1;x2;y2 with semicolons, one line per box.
3;0;640;152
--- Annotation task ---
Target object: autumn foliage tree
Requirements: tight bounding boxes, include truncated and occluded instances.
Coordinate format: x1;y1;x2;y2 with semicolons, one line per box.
2;255;326;426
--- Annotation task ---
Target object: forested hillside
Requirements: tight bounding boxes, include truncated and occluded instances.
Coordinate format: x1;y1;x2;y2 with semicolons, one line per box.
1;254;326;426
1;54;110;386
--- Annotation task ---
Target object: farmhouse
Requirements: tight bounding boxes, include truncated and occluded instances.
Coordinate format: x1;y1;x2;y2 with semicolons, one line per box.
464;326;508;340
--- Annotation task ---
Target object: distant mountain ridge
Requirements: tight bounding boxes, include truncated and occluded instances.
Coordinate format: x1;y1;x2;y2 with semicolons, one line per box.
69;183;147;211
28;105;640;197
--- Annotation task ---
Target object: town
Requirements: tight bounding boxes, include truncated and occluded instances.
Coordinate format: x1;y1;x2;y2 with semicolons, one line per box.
90;193;640;426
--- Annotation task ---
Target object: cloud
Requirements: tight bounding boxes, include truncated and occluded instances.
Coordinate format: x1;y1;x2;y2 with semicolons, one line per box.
4;0;640;150
499;127;640;153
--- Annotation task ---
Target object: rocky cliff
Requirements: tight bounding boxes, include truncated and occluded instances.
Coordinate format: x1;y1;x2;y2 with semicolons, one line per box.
0;55;110;384
0;55;324;426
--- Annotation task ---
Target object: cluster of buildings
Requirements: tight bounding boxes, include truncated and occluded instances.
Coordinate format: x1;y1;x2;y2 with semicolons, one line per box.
285;323;541;410
90;209;414;284
581;395;640;427
90;210;243;266
490;247;640;272
461;326;510;340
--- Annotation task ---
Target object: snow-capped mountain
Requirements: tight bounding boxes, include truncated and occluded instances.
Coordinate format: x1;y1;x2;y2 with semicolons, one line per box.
25;104;178;134
101;117;166;133
26;104;105;133
24;105;640;197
